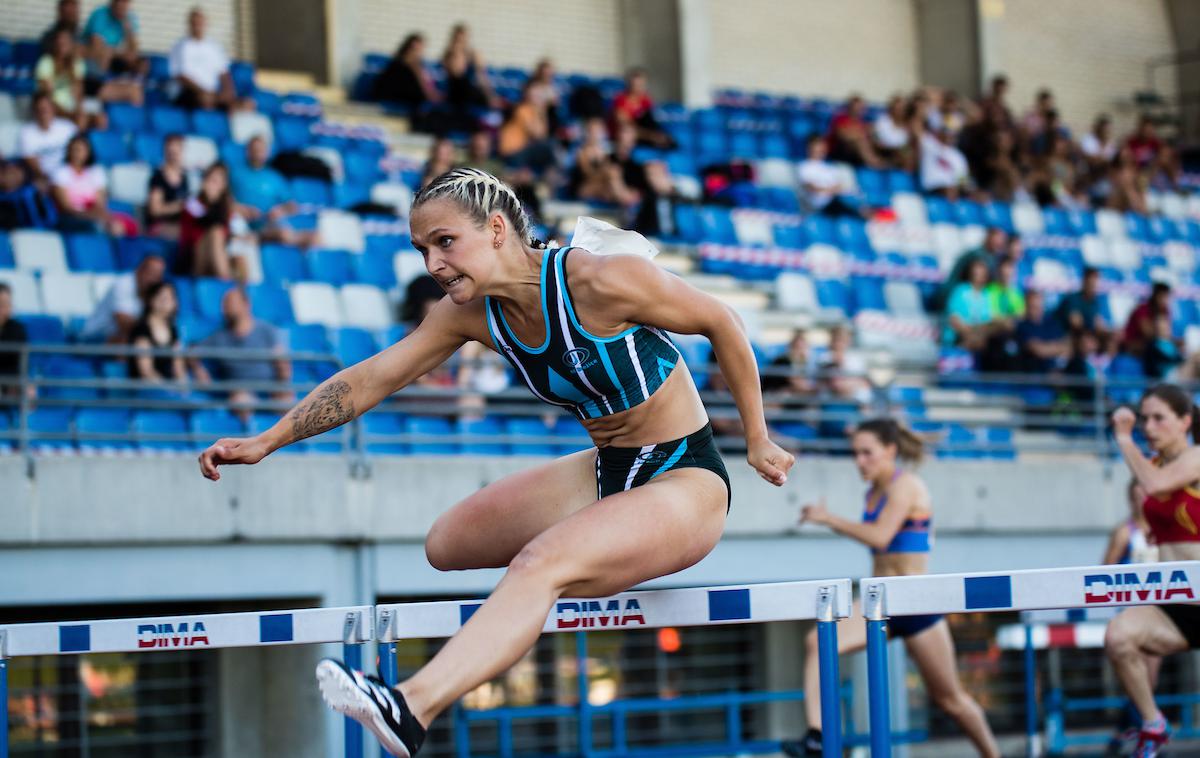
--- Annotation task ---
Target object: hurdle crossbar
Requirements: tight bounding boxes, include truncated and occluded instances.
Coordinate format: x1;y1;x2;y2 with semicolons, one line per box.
858;561;1200;758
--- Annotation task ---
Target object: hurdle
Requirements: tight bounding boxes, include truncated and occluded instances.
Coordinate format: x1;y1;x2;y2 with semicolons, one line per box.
375;578;854;758
0;605;374;758
859;560;1200;757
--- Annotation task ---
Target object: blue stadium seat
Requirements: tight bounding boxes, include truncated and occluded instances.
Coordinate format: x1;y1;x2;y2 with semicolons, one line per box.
38;356;101;400
856;168;889;206
334;327;377;367
145;54;170;82
938;424;982;460
982;202;1014;232
178;315;219;344
170;277;197;316
727;131;758;159
1064;209;1098;236
923;195;955;225
21;315;66;343
851;276;886;312
760;134;790;159
504;416;557;456
952;200;985;227
105;102;146;132
457;417;508;455
886;171;916;194
760;187;800;213
553;415;591;456
148;106;190;135
191;109;231;142
76;408;132;451
834;217;870;252
672;205;702;244
0;231;12;268
230;61;256;96
27;407;74;451
288;323;330;353
65;234;117;273
354;249;398;290
253;90;284;116
250;412;307;454
983;427;1016;460
773;223;805;250
362;412;406;455
195;278;235;321
114;236;176;272
800;215;836;246
133;132;164;165
291;177;332;207
247;283;295;325
308;249;353;285
190;409;246;443
815;278;849;316
133;410;190;451
1040;207;1070;236
0;40;11;65
405;416;457;454
343;150;382;186
261;244;308;284
89;131;130;165
698;207;737;245
274;117;312;151
13;40;43;66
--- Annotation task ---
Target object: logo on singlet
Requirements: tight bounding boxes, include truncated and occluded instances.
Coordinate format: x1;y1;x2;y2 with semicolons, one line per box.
563;348;596;370
637;450;669;462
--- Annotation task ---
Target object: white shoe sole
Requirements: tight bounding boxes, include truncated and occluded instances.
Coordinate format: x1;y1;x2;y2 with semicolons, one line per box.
315;659;411;757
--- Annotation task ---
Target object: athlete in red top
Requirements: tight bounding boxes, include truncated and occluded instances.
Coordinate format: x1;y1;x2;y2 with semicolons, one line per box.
1107;384;1200;758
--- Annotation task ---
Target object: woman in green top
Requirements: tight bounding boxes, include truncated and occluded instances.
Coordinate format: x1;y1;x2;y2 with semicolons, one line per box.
985;255;1025;320
35;28;104;130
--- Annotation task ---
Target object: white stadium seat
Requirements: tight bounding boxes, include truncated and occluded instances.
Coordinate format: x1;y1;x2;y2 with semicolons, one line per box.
883;281;923;317
39;272;95;318
1012;203;1045;235
754;158;796;189
0;270;43;314
339;284;392;330
317;210;366;253
1106;292;1137;329
109;162;152;207
731;212;773;247
182;135;218;171
12;230;67;273
231;111;274;145
0;123;20;157
1107;237;1142;271
289;282;342;328
303;146;344;183
393;252;427;289
891;192;928;229
369;182;413;216
1095;208;1127;239
774;272;818;312
1080;235;1110;268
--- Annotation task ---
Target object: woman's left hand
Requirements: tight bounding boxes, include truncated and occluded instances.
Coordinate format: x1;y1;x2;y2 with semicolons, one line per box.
747;436;795;487
800;498;830;525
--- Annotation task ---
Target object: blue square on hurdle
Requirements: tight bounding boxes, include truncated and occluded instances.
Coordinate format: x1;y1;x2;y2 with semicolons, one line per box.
459;603;481;624
58;624;91;652
259;613;294;643
1067;608;1086;623
708;588;751;621
964;576;1013;610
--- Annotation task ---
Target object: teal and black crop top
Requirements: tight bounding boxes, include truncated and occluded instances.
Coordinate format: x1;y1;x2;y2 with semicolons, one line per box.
862;471;932;555
484;247;682;421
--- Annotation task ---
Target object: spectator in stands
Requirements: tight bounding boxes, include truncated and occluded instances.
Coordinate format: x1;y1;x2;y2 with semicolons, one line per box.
761;329;818;398
373;33;449;134
796;135;859;217
919;126;969;200
872;95;911;169
1028;131;1081;208
82;254;164;343
18;92;76;181
1103;146;1149;215
51;134;132;236
1013;289;1069;374
498;81;559;177
41;0;81;53
36;27;105;131
945;258;1007;353
611;122;675;235
1080;115;1118;171
231;136;315;248
399;275;456;388
420;138;458;189
170;7;236;111
820;324;871;404
977;74;1015;131
180;162;235;280
1123;282;1174;359
826;95;883;168
1125;115;1162;168
1056;266;1110;339
466;129;541;223
611;67;674;149
83;0;144;74
529;58;563;136
1062;328;1107;404
190;287;291;419
985;255;1025;321
0;159;57;231
145;133;189;239
441;23;498;111
936;90;973;137
127;281;187;383
570;118;636;206
1021;89;1061;151
1148;143;1182;193
936;227;1007;312
0;283;29;399
1143;313;1183;380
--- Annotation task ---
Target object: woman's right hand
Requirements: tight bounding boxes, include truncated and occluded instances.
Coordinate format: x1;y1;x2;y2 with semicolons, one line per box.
198;435;271;481
1111;406;1137;438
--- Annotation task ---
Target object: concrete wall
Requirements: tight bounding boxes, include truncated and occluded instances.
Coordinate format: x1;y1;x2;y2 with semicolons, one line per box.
4;0;242;59
985;0;1179;134
707;0;922;101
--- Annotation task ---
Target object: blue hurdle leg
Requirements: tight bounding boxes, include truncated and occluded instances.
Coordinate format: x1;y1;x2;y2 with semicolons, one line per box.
378;642;398;758
865;619;891;757
343;643;364;758
816;619;842;758
1024;622;1039;757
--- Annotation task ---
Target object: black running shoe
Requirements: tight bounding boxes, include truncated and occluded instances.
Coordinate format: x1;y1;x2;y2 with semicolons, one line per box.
781;728;823;756
316;658;426;757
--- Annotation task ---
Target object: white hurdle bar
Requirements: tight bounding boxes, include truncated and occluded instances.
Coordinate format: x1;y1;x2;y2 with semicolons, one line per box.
375;578;855;758
0;605;374;758
858;560;1200;757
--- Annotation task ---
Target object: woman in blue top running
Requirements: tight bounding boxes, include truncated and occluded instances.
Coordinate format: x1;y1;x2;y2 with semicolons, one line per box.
197;167;795;757
781;418;998;757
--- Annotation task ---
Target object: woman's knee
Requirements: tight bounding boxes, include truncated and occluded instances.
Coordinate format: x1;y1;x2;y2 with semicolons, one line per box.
1105;619;1141;658
425;515;466;571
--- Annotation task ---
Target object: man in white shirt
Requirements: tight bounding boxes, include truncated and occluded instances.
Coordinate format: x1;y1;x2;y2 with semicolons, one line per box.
80;255;164;343
17;92;77;180
919;127;969;200
796;134;860;217
169;7;235;110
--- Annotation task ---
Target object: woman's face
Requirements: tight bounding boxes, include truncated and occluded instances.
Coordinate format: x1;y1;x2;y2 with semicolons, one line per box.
67;138;89;167
53;30;73;58
164;139;183;165
852;431;894;482
203;167;227;197
410;198;501;305
34;97;55;124
433;139;455;164
150;286;177;318
1140;395;1192;453
998;261;1015;285
968;260;989;287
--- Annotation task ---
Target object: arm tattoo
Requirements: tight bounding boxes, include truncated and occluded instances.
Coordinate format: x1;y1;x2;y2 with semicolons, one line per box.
289;380;355;442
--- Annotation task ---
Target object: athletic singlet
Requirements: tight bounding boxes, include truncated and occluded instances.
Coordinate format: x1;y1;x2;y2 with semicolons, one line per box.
1143;458;1200;544
484;247;682;421
1119;518;1160;564
863;471;933;555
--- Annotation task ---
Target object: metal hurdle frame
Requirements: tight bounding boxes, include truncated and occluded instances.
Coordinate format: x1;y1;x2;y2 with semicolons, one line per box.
0;605;374;758
859;561;1200;757
375;578;854;758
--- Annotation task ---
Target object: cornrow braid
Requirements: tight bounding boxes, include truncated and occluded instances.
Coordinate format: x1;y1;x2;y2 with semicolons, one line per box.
412;167;545;249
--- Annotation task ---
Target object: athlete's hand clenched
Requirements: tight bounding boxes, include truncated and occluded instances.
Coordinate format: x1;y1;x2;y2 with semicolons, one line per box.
747;437;795;486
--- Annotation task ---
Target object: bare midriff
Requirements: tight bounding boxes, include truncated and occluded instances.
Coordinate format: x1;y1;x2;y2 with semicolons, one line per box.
579;364;711;448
